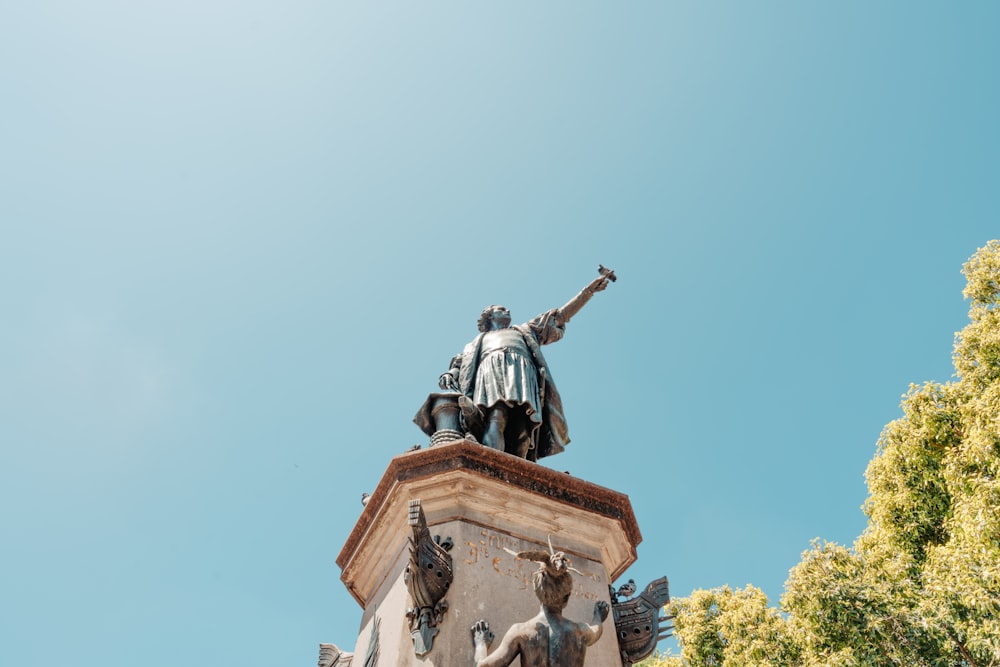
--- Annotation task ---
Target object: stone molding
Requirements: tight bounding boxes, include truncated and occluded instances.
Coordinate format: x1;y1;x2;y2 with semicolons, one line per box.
337;439;641;608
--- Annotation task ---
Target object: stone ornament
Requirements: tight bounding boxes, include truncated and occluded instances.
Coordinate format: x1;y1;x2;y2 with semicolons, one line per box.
472;539;610;666
609;576;671;666
317;643;352;667
361;613;380;667
403;499;454;656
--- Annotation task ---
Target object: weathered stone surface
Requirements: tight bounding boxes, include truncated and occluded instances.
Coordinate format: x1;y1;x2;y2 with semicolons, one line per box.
337;440;642;665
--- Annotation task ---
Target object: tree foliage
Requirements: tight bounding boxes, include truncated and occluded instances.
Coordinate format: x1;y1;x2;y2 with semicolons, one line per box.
648;241;1000;667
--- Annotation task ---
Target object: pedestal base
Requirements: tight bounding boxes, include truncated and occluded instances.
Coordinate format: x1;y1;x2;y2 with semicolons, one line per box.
337;440;643;665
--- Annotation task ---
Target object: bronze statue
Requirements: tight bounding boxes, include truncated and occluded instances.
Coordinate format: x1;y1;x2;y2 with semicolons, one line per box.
609;576;671;666
423;266;615;459
471;540;610;666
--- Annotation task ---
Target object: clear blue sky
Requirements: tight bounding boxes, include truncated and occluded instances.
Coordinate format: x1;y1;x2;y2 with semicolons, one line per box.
2;3;997;665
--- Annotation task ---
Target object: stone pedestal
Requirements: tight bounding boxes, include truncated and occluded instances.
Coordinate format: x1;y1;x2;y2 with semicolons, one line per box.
337;440;642;665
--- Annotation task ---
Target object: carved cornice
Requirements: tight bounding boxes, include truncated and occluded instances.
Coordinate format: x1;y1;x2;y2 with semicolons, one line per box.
337;440;642;607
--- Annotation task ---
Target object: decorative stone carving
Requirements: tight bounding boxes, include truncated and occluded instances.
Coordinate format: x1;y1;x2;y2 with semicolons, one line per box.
609;576;671;666
403;499;453;656
317;643;353;667
361;613;380;667
472;540;610;666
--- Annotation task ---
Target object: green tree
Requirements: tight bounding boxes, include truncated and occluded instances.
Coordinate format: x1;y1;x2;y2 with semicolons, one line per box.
642;586;800;667
655;241;1000;667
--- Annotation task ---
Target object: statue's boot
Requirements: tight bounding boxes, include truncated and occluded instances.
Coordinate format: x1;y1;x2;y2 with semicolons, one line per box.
482;406;507;452
509;427;533;459
458;395;484;438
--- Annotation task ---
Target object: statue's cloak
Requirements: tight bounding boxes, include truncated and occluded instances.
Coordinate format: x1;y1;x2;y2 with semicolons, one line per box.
456;309;569;460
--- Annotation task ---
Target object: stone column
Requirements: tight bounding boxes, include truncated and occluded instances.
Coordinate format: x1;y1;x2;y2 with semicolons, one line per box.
337;440;642;666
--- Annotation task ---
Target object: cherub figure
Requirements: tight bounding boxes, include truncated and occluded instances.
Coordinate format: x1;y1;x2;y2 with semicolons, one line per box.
472;539;609;666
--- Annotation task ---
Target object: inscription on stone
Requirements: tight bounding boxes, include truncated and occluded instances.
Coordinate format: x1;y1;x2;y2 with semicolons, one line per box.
465;530;603;600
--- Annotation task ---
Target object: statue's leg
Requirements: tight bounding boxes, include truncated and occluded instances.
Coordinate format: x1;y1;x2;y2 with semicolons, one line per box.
458;395;484;441
509;425;533;459
482;405;508;452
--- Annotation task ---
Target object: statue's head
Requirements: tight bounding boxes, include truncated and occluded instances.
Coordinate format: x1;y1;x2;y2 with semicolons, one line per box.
477;305;512;333
532;568;573;612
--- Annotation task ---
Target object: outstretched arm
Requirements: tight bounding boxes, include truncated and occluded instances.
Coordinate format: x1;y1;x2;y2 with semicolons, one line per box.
582;601;610;646
472;621;520;667
557;270;613;325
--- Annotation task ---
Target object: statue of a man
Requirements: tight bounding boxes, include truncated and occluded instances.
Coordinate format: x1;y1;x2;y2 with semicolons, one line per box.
471;548;610;666
437;269;614;459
